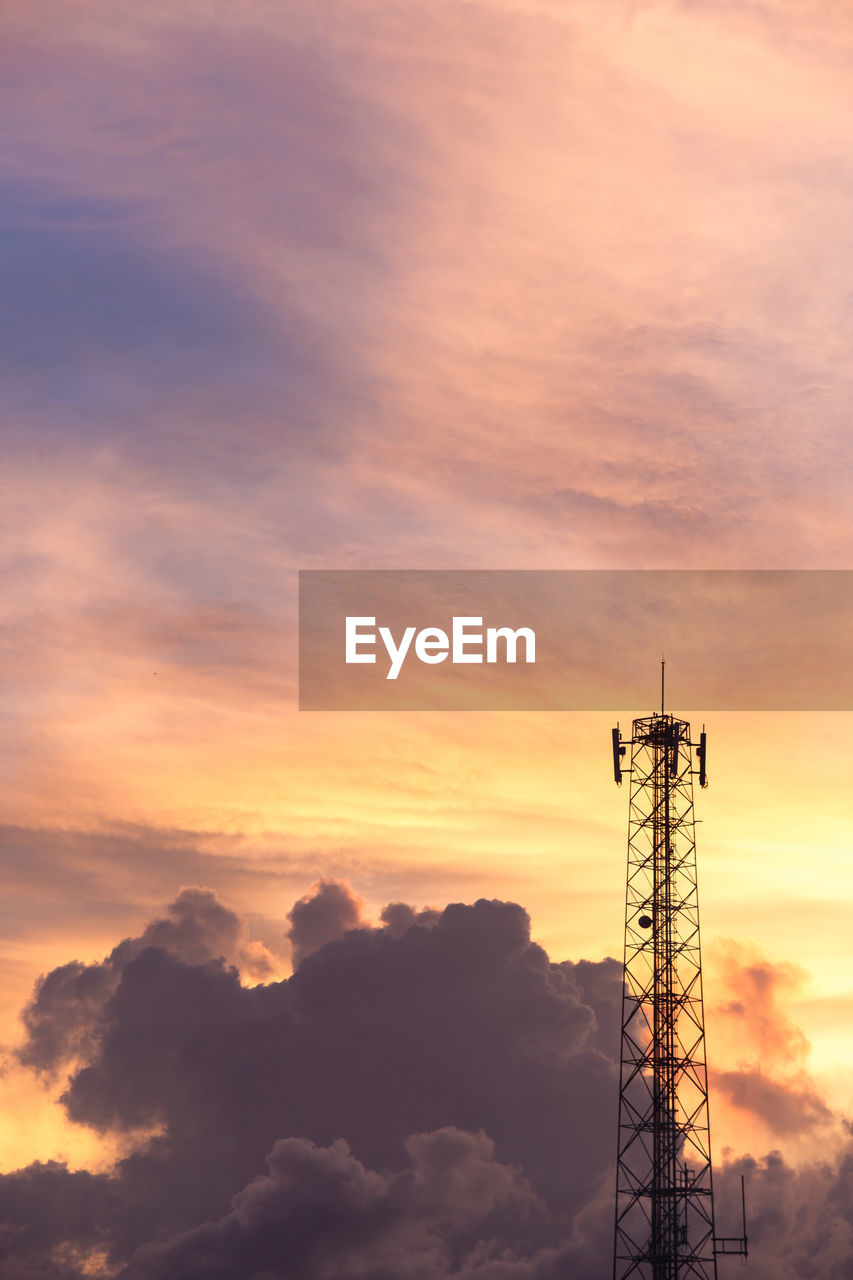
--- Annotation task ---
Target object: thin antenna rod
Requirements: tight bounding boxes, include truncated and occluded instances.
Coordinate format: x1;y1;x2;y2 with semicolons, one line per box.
661;657;666;714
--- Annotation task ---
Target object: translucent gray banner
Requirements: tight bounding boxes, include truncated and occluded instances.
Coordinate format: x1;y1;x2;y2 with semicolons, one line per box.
298;570;853;710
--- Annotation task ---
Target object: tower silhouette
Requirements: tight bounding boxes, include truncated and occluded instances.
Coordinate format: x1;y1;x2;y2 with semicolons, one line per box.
611;670;746;1279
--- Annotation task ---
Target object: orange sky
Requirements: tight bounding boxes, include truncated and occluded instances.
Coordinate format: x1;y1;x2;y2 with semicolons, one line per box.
3;0;853;1197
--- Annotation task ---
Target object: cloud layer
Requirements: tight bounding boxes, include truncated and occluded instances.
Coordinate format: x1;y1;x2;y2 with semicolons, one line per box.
0;883;850;1277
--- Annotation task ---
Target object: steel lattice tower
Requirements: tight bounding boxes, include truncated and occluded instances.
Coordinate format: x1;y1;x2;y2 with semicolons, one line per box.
611;675;746;1280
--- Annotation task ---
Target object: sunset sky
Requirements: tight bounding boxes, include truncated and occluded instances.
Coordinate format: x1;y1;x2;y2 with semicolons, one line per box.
4;1;853;1276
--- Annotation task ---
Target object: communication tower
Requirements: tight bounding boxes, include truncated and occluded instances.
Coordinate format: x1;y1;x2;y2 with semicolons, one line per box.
611;664;747;1280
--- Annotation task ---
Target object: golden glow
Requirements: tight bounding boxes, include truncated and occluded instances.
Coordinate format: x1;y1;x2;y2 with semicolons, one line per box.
4;0;853;1192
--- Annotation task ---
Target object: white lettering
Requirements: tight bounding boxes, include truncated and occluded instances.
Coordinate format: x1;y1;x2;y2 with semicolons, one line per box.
379;625;417;680
345;617;377;663
486;626;536;664
415;628;449;664
345;617;535;679
452;616;483;664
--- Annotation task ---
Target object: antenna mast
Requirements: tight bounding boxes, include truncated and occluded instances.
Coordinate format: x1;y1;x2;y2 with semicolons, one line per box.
661;657;665;715
610;693;746;1279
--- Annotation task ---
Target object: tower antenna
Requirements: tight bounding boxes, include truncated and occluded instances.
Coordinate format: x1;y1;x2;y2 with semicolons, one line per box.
610;676;747;1279
661;656;665;715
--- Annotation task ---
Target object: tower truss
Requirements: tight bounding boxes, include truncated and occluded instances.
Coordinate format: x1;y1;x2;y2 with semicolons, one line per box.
611;701;746;1280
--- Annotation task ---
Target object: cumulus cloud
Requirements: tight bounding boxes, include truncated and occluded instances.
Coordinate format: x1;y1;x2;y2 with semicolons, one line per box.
286;878;366;967
1;884;853;1277
380;901;441;937
45;888;615;1222
139;886;276;981
712;1151;853;1280
19;887;275;1077
120;1129;542;1280
2;884;618;1277
0;1161;115;1279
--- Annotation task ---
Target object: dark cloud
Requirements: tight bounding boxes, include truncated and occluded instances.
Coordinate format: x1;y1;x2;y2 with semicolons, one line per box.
4;883;853;1278
286;878;365;967
2;885;618;1276
0;1161;115;1279
19;887;275;1076
380;900;442;937
46;891;615;1223
120;1128;542;1280
711;1152;853;1280
138;886;275;980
